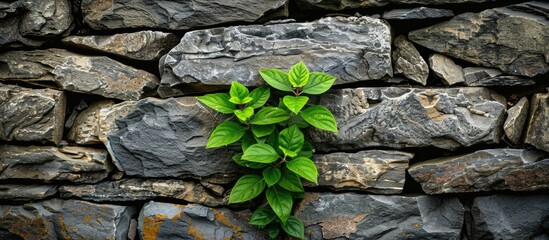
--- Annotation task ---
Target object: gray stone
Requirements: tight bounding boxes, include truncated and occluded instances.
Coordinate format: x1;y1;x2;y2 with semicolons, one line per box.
464;75;536;86
0;145;112;183
309;150;413;194
295;193;464;239
409;2;549;77
81;0;287;30
68;100;114;145
383;7;454;20
428;53;464;86
62;31;180;61
159;16;392;97
392;35;429;85
139;201;268;240
463;67;502;84
504;97;529;144
525;90;549;152
0;49;159;101
98;101;138;170
408;149;549;194
0;184;58;201
0;83;66;144
309;87;506;151
60;178;224;207
296;0;497;10
472;194;549;240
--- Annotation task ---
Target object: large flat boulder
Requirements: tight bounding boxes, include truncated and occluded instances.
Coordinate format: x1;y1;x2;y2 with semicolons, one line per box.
525;90;549;152
0;184;58;201
296;0;497;10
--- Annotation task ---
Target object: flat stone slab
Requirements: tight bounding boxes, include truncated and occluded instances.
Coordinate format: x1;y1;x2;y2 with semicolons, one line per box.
0;184;58;201
525;90;549;152
159;16;392;97
296;0;498;10
429;53;464;86
383;7;454;20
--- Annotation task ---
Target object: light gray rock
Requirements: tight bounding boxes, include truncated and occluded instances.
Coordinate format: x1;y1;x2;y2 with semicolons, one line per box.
0;184;58;201
62;31;180;61
392;35;428;85
383;7;454;20
409;2;549;77
525;90;549;152
98;101;138;170
295;193;464;239
504;97;529;144
309;87;506;151
159;16;392;97
296;0;497;10
0;145;112;183
0;49;159;101
81;0;287;30
429;53;464;85
463;67;502;84
68;100;114;145
0;83;66;145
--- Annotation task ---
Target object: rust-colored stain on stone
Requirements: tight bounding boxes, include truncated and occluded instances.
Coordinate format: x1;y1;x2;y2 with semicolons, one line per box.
142;214;168;240
318;213;368;239
187;224;205;240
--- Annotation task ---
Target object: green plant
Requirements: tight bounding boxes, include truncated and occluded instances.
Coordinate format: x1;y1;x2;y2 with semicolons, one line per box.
197;61;338;239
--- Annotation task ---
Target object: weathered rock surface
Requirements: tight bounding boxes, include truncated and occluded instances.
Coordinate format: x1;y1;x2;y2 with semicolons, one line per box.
525;90;549;152
0;199;136;240
309;87;506;150
463;67;502;83
0;49;159;101
504;97;529;144
392;35;429;85
0;145;112;183
68;100;114;145
98;101;138;169
0;0;73;47
429;53;464;85
81;0;287;30
295;193;464;239
472;194;549;240
60;178;224;207
108;97;241;180
0;184;58;201
62;31;180;61
409;2;549;77
296;0;497;10
409;149;549;194
309;150;413;194
0;83;66;144
159;16;392;97
464;75;536;86
139;201;267;240
383;7;453;20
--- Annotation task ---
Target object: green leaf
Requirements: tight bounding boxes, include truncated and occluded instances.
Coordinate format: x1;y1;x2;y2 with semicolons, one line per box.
263;167;282;187
242;144;280;163
252;107;291;125
249;207;277;226
229;82;250;104
278;125;304;158
232;153;267;169
267;129;284;157
296;140;314;158
267;227;280;239
277;168;304;192
259;69;293;92
302;72;336;95
241;132;255;152
230;96;253;105
282;216;305;239
288;61;310;88
196;93;236;114
288;114;310;129
228;175;266;204
207;121;246;148
251;124;275;138
283;95;309;115
248;86;270;109
300;105;338;133
266;185;293;223
286;157;318;184
234;106;254;121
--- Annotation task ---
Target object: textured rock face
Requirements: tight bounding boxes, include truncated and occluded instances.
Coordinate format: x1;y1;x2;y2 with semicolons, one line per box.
62;31;180;61
159;16;392;97
108;97;241;180
309;87;506;150
504;97;529;144
310;150;413;194
296;193;464;239
472;195;549;240
383;7;453;20
296;0;497;10
60;179;224;207
98;101;138;169
0;49;159;101
0;83;66;144
408;149;549;194
409;2;549;77
0;185;58;201
68;100;114;145
139;201;267;240
525;91;549;152
429;53;464;85
392;35;429;85
81;0;287;30
0;145;112;183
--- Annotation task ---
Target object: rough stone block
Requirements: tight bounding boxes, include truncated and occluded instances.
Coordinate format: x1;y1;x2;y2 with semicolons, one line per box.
68;100;114;145
525;90;549;152
392;35;429;85
0;184;58;201
504;97;529;144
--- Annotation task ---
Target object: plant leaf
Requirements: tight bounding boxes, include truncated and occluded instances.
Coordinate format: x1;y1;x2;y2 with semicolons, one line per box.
251;124;275;138
259;69;293;92
278;125;304;158
282;216;305;239
286;157;318;184
249;207;277;226
283;95;309;115
267;129;284;157
207;121;246;148
288;61;310;88
277;167;304;192
242;143;280;163
234;106;254;121
266;185;293;223
302;72;336;95
228;175;266;204
241;132;255;152
196;93;235;114
248;86;270;109
252;107;291;125
229;82;250;104
263;167;282;187
267;227;280;239
299;105;338;133
232;153;267;169
296;140;314;158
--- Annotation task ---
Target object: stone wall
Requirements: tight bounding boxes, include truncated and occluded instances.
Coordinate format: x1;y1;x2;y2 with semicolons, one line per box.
0;0;548;239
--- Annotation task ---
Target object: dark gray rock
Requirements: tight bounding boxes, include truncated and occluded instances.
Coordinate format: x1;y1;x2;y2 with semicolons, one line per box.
392;35;429;85
60;178;224;207
504;97;529;144
525;90;549;152
464;75;536;86
159;16;392;97
296;0;497;10
463;67;502;83
139;201;267;240
68;100;114;145
0;145;112;183
383;7;453;20
98;101;138;170
408;149;549;194
0;184;58;201
0;83;66;145
0;49;159;101
81;0;287;30
309;87;506;151
472;194;549;240
428;53;464;86
309;150;413;194
409;2;549;77
62;31;180;61
295;193;464;239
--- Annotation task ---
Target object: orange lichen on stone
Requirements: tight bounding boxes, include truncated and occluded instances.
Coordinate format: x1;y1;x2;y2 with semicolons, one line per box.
187;225;205;240
214;210;241;233
142;214;168;240
84;215;91;224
